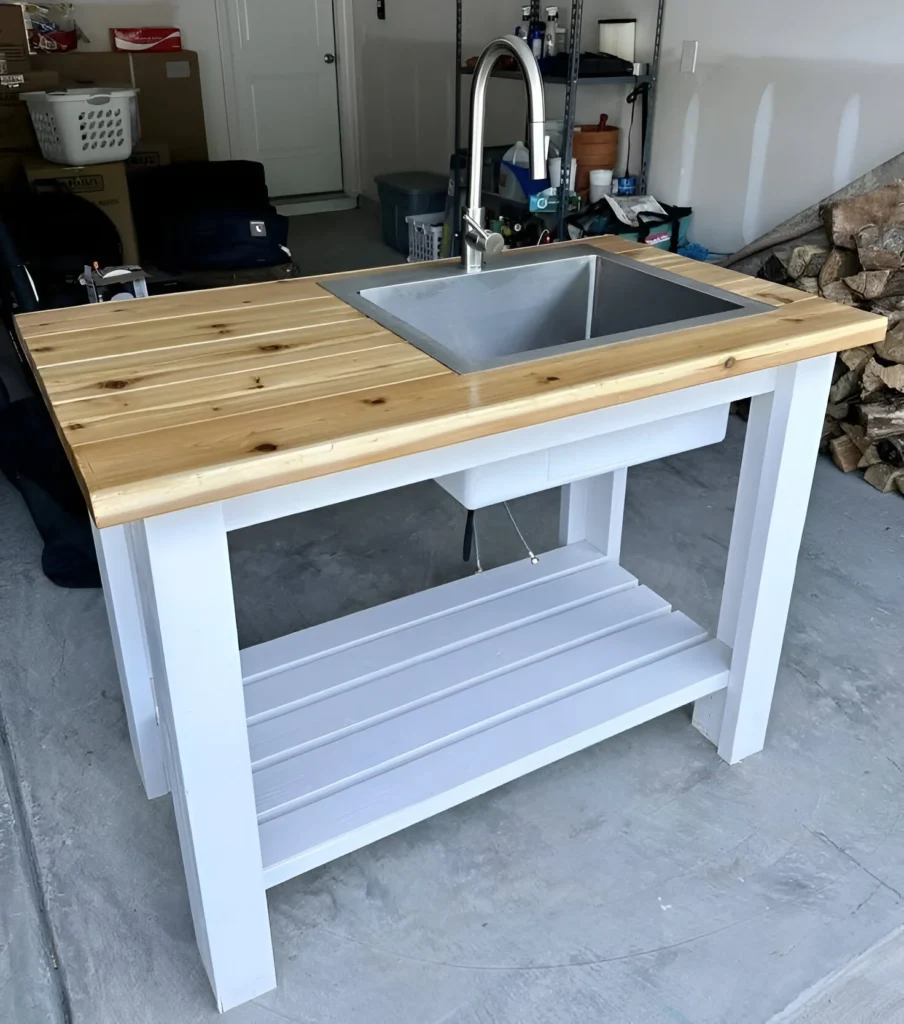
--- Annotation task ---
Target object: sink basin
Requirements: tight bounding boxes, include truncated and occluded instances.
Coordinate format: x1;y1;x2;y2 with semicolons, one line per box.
323;245;772;374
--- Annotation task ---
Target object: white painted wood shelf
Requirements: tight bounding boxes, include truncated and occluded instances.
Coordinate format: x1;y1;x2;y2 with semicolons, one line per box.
241;543;730;888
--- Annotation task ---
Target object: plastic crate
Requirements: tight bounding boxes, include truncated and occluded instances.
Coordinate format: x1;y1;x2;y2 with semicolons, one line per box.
21;88;137;165
374;171;447;255
406;212;444;263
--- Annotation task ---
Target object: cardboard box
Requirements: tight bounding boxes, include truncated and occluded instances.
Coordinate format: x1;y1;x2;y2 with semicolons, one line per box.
127;140;170;172
0;149;24;189
0;68;59;150
111;27;182;53
24;157;139;264
30;50;208;162
0;3;30;72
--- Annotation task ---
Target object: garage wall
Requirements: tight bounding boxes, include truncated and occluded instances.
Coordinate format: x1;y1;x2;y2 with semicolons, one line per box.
70;0;903;249
650;1;904;253
351;0;660;199
70;0;232;160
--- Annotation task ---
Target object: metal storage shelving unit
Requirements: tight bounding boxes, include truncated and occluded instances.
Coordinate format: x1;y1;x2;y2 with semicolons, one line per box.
453;0;666;241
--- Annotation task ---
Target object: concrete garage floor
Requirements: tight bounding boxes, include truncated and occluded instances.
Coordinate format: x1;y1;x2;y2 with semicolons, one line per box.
1;207;903;1023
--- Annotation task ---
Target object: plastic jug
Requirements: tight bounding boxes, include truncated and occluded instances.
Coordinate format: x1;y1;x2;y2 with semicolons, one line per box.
499;141;545;203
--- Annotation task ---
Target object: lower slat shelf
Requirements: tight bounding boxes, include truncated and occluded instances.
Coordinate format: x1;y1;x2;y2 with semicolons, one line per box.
240;544;730;888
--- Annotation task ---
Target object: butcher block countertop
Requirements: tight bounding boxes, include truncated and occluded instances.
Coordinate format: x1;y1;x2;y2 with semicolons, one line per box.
15;236;886;528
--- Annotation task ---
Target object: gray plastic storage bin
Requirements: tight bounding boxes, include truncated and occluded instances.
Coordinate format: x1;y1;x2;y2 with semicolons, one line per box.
375;172;448;256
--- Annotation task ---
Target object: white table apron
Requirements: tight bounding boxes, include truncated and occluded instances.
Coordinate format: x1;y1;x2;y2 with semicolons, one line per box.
91;355;834;1012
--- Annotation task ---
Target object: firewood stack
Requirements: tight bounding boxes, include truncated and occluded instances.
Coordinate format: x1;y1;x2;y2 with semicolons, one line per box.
758;182;904;495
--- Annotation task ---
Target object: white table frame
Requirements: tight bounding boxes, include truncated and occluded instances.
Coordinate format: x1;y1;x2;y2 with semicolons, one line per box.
92;356;833;1012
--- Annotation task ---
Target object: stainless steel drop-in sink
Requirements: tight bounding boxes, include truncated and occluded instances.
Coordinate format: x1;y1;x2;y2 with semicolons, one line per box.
323;245;772;375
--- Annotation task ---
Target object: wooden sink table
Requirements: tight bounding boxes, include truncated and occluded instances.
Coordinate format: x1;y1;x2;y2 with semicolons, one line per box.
15;236;885;1011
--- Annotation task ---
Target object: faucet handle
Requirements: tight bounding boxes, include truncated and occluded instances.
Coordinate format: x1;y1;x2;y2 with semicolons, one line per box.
463;210;505;256
483;230;505;255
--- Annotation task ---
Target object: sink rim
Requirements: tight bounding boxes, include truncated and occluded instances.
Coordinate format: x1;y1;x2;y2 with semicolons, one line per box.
321;244;774;375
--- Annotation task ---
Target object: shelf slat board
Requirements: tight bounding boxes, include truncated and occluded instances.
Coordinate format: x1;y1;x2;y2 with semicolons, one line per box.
241;545;730;888
460;65;650;85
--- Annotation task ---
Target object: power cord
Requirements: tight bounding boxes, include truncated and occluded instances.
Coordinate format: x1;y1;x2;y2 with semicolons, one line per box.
623;79;650;180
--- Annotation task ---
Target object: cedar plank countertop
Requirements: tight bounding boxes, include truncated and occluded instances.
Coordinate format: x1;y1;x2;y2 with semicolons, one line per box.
15;236;886;528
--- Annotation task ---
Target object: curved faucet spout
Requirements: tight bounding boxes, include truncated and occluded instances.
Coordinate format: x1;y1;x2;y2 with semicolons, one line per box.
463;34;546;272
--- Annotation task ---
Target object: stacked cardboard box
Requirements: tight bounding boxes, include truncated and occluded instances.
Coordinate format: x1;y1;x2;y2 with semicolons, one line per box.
0;5;59;160
23;157;139;263
0;5;208;269
30;50;208;163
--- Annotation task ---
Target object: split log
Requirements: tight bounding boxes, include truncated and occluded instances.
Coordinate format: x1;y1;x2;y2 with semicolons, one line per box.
821;415;843;451
856;223;904;271
839;345;875;371
796;276;820;295
826;401;850;419
871;295;904;314
845;270;893;300
824;182;904;250
787;244;829;280
829;367;863;403
860;357;886;396
876;363;904;391
876;435;904;467
856;393;904;439
759;251;791;283
840;420;872;453
818;248;861;290
863;462;904;493
858;445;883;468
829;435;861;472
875;324;904;363
876;270;904;298
820;280;857;306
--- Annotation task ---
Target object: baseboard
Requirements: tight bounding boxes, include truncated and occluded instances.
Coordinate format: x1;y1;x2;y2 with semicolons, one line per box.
275;193;358;216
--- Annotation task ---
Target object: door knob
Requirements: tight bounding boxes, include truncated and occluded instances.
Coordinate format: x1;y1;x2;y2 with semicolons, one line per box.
324;53;336;63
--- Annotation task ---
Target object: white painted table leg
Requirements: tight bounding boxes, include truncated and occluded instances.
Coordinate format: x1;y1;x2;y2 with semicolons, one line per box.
693;355;835;763
132;503;276;1012
559;468;628;558
92;523;169;799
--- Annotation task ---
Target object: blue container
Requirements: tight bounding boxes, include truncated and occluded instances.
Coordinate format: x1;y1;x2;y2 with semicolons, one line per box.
374;172;448;256
614;175;638;196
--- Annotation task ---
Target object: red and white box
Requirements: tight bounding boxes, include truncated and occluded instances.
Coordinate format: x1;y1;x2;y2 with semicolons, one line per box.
111;27;183;53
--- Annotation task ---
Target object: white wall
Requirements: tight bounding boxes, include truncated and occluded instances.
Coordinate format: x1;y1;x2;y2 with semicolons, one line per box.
650;1;904;253
352;0;658;199
71;1;231;160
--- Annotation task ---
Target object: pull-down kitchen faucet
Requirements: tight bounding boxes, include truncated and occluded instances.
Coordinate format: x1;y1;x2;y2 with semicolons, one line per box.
462;34;547;273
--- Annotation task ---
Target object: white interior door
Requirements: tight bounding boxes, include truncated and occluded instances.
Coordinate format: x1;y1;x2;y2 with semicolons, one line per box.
223;0;343;198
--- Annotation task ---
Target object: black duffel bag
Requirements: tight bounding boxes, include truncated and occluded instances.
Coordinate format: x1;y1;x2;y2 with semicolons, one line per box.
149;205;291;272
0;382;99;589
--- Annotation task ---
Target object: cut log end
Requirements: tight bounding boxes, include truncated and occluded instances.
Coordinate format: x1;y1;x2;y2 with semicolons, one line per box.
830;435;862;473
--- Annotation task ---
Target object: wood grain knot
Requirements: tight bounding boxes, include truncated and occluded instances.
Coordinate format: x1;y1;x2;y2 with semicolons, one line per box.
253;443;279;453
544;375;560;383
68;422;84;430
258;343;288;352
101;379;129;390
364;397;386;405
723;357;736;369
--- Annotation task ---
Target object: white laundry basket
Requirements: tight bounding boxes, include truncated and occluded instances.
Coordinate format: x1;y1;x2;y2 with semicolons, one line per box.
406;211;445;263
21;88;137;165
